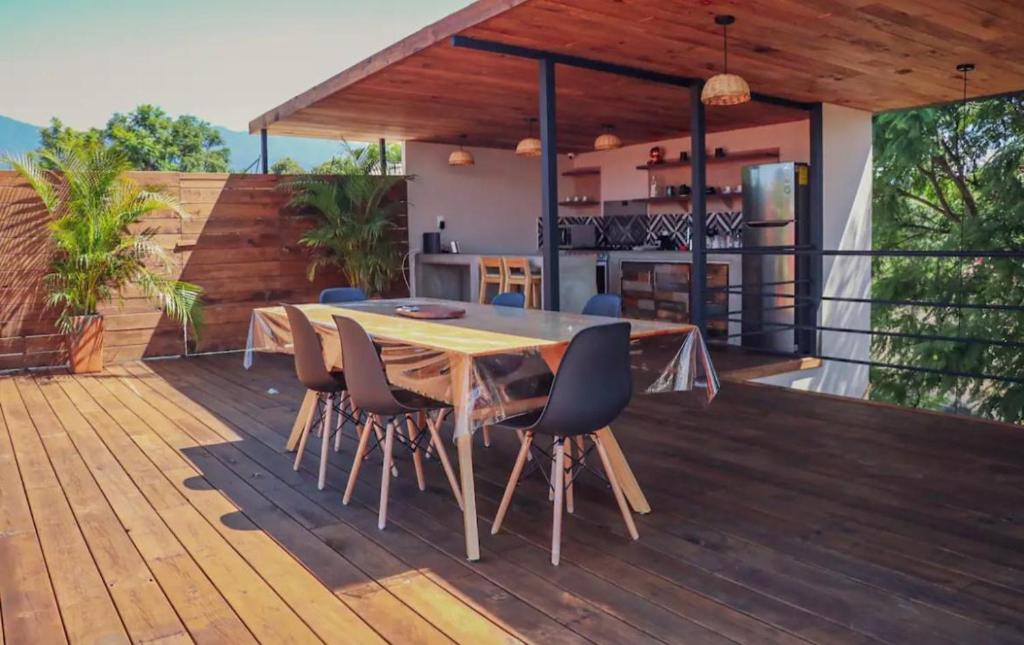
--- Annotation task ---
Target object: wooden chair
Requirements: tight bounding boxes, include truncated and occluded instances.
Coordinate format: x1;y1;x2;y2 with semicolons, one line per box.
502;257;537;308
478;257;505;304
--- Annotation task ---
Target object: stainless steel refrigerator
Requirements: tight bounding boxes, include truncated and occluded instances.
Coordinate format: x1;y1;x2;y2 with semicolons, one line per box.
741;162;810;353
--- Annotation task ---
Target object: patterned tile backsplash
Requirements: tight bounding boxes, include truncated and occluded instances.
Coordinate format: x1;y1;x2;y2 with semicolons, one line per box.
539;211;743;249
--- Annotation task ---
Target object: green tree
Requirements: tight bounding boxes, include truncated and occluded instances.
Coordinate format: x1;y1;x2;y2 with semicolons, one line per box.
37;118;104;161
270;157;304;174
36;106;230;172
871;95;1024;422
105;105;230;171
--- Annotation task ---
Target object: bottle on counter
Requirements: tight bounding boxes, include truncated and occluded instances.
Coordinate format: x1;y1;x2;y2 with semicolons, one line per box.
649;174;661;198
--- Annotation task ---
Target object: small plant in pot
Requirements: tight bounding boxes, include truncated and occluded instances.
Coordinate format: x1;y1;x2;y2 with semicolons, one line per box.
285;144;405;295
5;147;203;373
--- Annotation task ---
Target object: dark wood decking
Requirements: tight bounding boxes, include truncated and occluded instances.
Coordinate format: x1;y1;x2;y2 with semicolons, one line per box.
2;353;1024;644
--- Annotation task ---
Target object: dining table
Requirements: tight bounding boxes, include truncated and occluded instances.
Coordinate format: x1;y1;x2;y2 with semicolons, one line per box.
245;297;719;561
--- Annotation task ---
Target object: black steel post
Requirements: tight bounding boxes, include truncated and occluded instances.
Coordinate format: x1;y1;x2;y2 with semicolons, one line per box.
539;58;560;311
379;137;387;175
689;83;707;335
260;129;269;174
800;104;824;355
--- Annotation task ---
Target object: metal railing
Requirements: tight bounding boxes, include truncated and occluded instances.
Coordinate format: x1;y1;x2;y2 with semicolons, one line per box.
700;246;1024;387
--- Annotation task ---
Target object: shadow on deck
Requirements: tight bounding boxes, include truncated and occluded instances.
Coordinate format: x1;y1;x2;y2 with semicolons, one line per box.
2;353;1024;644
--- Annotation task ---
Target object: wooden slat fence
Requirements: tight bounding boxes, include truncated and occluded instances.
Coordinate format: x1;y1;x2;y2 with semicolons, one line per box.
0;171;408;369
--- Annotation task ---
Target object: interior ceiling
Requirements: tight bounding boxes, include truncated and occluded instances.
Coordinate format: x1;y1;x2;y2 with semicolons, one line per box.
252;0;1024;151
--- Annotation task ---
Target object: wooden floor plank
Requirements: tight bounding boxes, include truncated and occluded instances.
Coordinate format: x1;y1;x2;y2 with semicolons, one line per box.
210;367;733;644
0;378;129;645
100;364;457;645
135;358;588;645
15;376;193;645
6;350;1024;645
161;357;651;645
0;384;67;645
43;375;258;645
63;375;324;644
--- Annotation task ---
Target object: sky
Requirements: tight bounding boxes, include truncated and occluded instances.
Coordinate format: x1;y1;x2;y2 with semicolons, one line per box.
0;0;473;130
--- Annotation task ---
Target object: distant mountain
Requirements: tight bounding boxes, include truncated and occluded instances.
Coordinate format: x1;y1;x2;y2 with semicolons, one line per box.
0;115;44;159
0;114;346;171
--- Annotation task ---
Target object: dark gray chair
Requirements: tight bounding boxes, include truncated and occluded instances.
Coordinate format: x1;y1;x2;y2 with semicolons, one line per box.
582;293;622;318
284;304;354;491
492;291;525;308
320;287;367;304
490;322;638;564
332;314;464;529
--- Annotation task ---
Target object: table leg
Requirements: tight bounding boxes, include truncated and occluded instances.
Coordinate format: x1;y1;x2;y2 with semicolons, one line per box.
594;426;650;514
286;390;317;451
451;354;480;561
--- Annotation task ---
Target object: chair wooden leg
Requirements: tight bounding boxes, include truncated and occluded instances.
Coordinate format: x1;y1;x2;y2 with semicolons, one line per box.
426;412;463;509
549;437;558;501
551;437;565;565
482;425;492;448
378;420;396;530
491;432;532;535
293;392;318;471
405;415;426;491
516;430;533;461
574;435;586;464
334;393;347;452
593;434;639;540
343;414;375;505
564;437;575;514
318;393;334;490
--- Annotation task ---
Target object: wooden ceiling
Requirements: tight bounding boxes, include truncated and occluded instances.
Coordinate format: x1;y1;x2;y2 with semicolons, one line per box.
251;0;1024;151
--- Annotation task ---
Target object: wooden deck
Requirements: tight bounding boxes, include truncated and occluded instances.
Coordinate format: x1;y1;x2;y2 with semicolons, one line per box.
3;354;1024;644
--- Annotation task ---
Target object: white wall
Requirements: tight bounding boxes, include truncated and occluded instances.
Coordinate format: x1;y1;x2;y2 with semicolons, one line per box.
571;120;810;207
405;141;568;255
756;103;873;398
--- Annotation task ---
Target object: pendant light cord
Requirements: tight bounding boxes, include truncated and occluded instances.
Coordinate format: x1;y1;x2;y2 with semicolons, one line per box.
722;23;728;73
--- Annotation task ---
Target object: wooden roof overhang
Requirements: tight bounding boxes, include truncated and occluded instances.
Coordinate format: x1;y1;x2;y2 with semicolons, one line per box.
250;0;1024;151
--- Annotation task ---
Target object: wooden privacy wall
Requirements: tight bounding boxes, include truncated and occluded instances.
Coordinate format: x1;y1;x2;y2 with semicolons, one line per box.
0;171;409;369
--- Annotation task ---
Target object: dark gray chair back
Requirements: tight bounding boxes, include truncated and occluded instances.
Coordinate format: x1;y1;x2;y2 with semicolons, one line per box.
284;304;343;392
332;314;405;415
531;322;632;437
582;293;622;318
320;287;367;304
492;291;525;308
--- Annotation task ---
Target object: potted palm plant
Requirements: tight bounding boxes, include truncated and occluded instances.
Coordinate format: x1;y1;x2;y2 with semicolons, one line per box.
286;145;405;295
5;147;203;373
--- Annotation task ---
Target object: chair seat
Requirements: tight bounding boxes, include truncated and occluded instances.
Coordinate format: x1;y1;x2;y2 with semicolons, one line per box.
306;371;347;393
494;409;543;431
392;387;448;411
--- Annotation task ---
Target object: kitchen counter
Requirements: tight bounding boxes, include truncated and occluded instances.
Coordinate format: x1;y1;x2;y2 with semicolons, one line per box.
412;251;597;311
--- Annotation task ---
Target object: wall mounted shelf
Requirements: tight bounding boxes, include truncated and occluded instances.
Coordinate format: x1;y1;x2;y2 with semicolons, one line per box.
561;166;601;177
635;147;780;171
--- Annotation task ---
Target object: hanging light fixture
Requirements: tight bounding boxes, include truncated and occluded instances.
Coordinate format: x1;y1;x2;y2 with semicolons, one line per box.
448;134;474;166
515;118;542;157
593;124;622;151
701;15;751;106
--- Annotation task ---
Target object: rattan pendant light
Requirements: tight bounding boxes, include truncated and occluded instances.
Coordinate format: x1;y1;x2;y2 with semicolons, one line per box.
448;134;475;166
594;124;622;151
515;118;542;157
702;15;751;107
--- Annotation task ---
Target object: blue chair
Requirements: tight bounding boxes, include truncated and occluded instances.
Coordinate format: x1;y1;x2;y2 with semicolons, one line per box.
492;292;525;308
319;287;367;304
582;293;622;318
